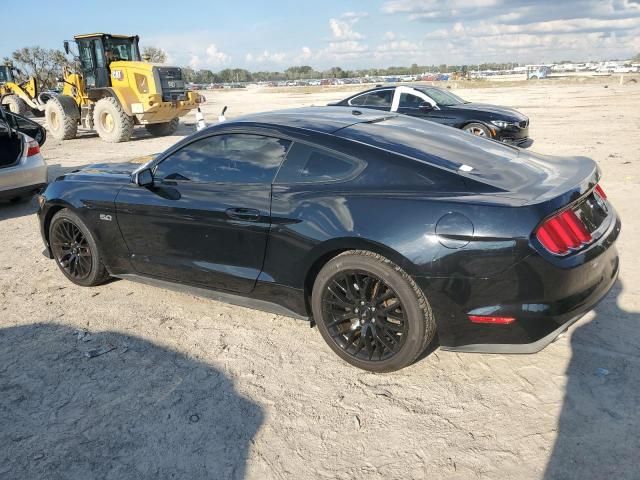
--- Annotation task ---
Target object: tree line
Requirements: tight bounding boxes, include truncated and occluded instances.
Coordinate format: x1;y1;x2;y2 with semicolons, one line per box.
4;45;639;89
181;63;527;84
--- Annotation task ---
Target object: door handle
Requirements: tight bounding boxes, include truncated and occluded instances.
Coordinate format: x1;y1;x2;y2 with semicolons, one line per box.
225;207;261;221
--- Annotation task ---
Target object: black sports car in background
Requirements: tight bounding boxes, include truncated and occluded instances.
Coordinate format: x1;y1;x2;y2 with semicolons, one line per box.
37;107;619;371
330;85;532;147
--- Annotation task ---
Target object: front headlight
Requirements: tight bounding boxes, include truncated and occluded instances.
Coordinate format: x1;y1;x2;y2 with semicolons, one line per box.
490;120;514;128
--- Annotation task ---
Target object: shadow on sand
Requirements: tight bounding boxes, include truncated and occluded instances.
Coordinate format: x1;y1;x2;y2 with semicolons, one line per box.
0;323;263;479
544;281;640;479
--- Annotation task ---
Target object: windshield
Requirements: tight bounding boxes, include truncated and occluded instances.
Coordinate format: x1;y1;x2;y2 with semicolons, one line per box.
104;37;140;62
422;88;467;106
0;66;13;83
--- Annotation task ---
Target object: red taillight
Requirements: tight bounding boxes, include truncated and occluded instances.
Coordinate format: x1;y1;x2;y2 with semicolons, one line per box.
594;184;607;200
26;140;40;157
536;209;592;255
468;315;516;325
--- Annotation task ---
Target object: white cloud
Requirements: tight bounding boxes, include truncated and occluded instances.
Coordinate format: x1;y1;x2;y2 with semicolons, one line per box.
204;44;229;66
329;18;364;40
384;0;640;63
188;55;201;70
341;11;369;20
143;32;230;69
384;31;396;40
245;50;287;65
300;46;313;60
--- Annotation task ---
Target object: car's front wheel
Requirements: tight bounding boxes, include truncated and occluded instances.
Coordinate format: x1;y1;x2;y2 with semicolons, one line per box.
49;209;110;287
312;250;436;372
463;122;491;137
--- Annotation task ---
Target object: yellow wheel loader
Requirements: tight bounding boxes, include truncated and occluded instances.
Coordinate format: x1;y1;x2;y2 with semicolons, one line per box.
44;33;200;142
0;64;45;117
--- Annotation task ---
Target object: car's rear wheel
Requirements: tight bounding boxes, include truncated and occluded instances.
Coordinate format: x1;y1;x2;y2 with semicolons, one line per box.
49;209;110;287
463;122;491;137
312;250;436;372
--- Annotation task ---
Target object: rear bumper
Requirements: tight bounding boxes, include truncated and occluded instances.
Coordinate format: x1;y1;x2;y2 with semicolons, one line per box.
417;210;621;353
0;154;48;199
440;253;619;353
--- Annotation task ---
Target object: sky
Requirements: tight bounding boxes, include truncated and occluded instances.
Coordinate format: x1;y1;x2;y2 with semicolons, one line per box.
1;0;639;71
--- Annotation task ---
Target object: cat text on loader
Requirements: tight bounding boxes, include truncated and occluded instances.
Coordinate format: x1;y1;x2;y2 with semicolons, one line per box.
47;33;200;142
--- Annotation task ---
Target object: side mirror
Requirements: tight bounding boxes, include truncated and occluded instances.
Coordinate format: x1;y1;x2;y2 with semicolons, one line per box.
133;168;154;187
419;102;434;111
63;41;70;55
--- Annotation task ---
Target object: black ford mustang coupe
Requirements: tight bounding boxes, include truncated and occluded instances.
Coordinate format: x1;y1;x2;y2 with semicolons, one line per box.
330;85;532;147
37;107;620;372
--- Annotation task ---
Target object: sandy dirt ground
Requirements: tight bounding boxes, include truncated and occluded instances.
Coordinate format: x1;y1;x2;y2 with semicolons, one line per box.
1;80;639;480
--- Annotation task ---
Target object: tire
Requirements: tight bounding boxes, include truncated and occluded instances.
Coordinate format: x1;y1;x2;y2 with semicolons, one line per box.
462;122;491;138
93;97;134;143
31;108;45;118
49;209;110;287
2;95;28;115
145;117;179;136
312;250;436;372
45;96;78;140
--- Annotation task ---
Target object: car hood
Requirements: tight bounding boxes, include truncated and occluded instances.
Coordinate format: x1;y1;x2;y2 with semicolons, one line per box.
449;102;527;121
58;157;156;184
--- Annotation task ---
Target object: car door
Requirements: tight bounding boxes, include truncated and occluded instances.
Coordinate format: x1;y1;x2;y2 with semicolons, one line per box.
389;87;447;124
2;110;47;146
115;133;291;293
418;89;461;127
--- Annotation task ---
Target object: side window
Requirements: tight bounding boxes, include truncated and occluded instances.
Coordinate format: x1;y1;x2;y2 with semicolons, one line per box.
399;93;424;109
155;134;291;184
78;42;94;71
276;143;364;183
349;94;368;106
365;90;392;108
93;39;106;68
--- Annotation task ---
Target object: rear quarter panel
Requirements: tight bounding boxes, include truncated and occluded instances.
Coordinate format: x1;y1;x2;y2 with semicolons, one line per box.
265;184;540;290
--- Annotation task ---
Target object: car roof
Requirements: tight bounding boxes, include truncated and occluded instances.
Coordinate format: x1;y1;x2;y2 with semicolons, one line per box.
219;106;398;134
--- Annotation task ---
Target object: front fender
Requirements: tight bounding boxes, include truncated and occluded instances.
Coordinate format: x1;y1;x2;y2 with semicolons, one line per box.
38;181;131;273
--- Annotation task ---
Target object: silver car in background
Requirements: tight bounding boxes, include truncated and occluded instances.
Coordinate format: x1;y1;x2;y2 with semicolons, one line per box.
0;104;48;201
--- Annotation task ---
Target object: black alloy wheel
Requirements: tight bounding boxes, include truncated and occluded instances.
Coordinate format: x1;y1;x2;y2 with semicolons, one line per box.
312;250;436;372
49;209;110;287
51;219;92;280
321;270;407;362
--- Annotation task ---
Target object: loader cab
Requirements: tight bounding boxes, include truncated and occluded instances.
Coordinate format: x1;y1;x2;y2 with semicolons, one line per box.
0;65;15;84
71;34;141;89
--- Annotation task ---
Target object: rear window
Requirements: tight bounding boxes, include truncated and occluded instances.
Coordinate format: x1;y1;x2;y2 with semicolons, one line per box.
336;115;517;173
275;142;364;183
365;90;392;107
349;94;368;106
